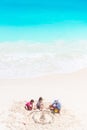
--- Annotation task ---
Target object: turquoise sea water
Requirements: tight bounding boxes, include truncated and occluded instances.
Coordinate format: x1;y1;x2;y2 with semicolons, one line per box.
0;0;87;78
0;0;87;42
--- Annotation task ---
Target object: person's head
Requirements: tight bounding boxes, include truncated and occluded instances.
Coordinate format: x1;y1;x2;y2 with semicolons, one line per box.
54;100;59;104
30;99;34;104
38;97;43;102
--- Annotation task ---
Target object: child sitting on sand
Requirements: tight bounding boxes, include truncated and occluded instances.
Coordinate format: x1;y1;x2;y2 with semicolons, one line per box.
36;97;44;110
25;99;34;110
49;100;61;113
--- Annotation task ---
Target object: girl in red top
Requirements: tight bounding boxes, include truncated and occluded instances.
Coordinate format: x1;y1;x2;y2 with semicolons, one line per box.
25;99;34;110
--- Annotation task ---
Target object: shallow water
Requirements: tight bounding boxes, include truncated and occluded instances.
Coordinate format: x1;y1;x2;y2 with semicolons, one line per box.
0;40;87;78
0;1;87;78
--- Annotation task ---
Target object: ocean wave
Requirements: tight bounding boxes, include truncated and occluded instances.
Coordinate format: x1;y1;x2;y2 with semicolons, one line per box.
0;40;87;78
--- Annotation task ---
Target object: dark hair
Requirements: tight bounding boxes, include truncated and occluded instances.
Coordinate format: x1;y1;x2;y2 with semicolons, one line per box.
30;99;34;103
39;97;43;101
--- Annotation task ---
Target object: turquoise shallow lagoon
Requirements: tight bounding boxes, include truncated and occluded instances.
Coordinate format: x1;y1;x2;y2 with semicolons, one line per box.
0;0;87;78
0;0;87;42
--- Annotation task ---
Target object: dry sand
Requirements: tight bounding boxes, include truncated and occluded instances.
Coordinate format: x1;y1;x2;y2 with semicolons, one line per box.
0;68;87;130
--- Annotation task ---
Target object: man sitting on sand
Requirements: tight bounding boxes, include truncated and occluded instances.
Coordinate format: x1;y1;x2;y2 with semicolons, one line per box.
49;100;61;113
25;99;34;110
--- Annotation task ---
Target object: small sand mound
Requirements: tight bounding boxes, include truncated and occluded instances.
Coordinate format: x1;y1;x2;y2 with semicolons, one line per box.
0;101;85;130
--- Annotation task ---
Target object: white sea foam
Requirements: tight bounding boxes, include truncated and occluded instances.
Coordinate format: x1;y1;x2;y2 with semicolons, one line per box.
0;40;87;78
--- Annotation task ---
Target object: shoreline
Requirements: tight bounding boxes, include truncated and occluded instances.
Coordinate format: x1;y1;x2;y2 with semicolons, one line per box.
0;68;87;105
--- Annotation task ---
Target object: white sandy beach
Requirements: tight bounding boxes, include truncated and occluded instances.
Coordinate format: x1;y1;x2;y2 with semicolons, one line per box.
0;68;87;130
